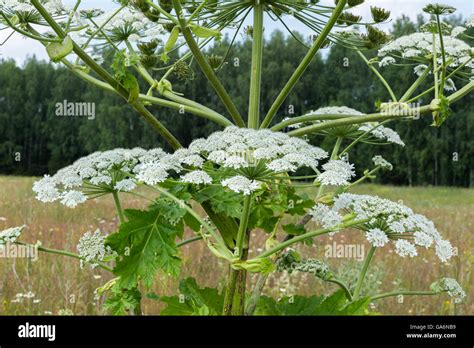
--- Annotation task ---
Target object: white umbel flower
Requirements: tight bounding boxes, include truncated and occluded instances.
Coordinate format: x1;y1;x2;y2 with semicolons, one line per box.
379;32;473;70
60;190;87;208
77;229;116;269
114;179;137;192
372;155;393;170
366;228;389;247
0;225;26;246
394;239;418;258
221;176;260;195
33;148;169;208
436;278;466;303
309;204;342;229
435;239;454;263
379;56;396;67
317;160;355;186
180;170;212;185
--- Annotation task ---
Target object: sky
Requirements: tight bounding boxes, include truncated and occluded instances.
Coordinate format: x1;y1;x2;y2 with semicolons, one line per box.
0;0;472;64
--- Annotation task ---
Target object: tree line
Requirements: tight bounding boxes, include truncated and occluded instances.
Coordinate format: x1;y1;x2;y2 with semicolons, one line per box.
0;16;472;186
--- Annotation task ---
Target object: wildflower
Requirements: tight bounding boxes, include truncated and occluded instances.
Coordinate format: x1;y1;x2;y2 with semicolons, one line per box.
414;64;430;77
366;228;389;247
60;190;87;208
0;225;26;246
332;193;454;263
309;203;343;229
379;56;396;67
372;155;393;170
114;179;137;192
180;170;212;185
77;229;116;269
221;176;260;195
433;278;466;303
317;159;355;186
395;239;418;258
33;148;169;207
444;78;456;92
379;32;473;70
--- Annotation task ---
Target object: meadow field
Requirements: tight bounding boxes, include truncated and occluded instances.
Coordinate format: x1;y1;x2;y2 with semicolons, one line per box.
0;176;472;315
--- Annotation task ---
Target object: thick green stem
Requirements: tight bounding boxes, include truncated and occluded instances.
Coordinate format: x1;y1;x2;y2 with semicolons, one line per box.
248;3;264;129
353;246;376;299
14;242;113;273
260;0;347;128
436;15;447;93
257;218;370;259
236;195;252;258
112;191;125;224
223;267;239;315
172;0;245;127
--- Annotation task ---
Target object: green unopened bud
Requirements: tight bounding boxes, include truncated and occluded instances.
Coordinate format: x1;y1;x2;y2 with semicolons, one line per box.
370;6;390;23
423;3;456;15
338;12;362;26
207;54;224;70
364;26;391;49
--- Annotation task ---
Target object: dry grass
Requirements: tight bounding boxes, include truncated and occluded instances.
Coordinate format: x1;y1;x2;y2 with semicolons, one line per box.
0;176;472;315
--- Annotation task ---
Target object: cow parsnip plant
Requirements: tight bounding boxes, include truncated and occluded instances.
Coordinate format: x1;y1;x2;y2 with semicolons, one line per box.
0;0;472;315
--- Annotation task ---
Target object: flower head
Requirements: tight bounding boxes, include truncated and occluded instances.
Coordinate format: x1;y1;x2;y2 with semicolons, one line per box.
77;229;116;269
0;225;26;246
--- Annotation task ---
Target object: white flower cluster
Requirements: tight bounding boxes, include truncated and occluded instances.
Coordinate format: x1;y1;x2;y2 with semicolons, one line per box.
0;0;67;16
99;7;164;42
136;126;328;195
221;176;260;195
300;107;405;146
76;229;116;269
435;278;466;304
309;203;343;229
378;32;474;70
372;155;393;170
311;193;455;262
33;148;167;208
317;159;355;186
0;225;25;246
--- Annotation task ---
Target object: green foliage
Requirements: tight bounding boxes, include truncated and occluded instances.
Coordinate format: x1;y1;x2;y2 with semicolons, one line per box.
104;283;142;315
106;208;182;289
193;184;243;218
255;290;370;315
159;277;224;315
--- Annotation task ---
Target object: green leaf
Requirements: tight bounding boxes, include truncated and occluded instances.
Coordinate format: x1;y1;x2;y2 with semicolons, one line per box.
282;223;306;236
160;277;224;315
107;209;181;289
254;291;371;316
255;295;324;315
122;72;140;104
46;36;73;63
193;185;242;218
104;283;141;315
189;24;222;40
